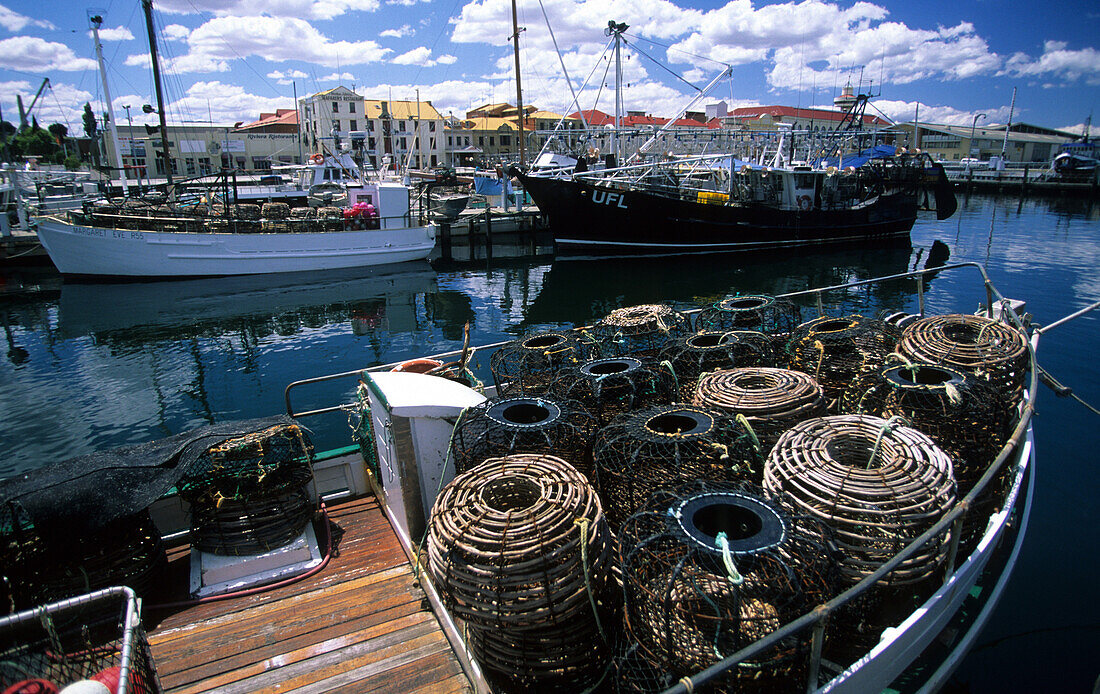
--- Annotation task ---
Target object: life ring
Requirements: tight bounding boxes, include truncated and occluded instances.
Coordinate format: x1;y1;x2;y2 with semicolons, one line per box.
797;195;812;212
391;358;443;374
310;153;324;164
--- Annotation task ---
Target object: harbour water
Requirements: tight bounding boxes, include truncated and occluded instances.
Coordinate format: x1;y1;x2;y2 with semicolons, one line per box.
1;192;1097;691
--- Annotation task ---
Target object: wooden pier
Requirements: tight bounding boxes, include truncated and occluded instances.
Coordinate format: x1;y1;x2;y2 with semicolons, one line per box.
146;495;471;694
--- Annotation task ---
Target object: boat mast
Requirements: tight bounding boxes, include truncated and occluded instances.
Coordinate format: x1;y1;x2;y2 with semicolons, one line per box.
606;21;628;160
1000;86;1017;160
510;0;526;166
142;0;173;187
90;15;130;196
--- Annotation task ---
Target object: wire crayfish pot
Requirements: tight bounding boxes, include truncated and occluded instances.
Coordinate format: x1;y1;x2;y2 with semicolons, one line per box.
693;367;827;458
841;361;1013;553
592;405;762;528
618;480;840;691
179;423;315;556
450;395;600;479
592;303;691;358
695;294;802;342
489;330;598;396
547;357;676;426
658;330;777;401
897;313;1029;410
427;454;615;693
784;315;901;407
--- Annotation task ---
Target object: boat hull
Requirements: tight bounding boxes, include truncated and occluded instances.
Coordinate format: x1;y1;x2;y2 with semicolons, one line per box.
36;216;436;277
519;173;918;253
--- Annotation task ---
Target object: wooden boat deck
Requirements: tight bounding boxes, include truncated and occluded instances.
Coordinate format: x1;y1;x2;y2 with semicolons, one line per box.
145;496;471;694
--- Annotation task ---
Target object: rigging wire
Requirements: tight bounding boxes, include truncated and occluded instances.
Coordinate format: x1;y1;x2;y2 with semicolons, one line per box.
623;37;701;92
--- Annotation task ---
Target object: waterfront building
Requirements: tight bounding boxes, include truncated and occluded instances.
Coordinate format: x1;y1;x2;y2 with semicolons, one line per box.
894;122;1071;164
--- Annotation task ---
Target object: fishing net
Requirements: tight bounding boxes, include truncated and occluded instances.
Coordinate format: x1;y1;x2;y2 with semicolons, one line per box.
658;330;777;401
450;396;599;479
179;423;315;556
897;314;1029;409
764;414;957;587
841;361;1013;553
592;304;691;358
547;357;676;425
592;405;763;529
784;315;901;407
1;505;167;613
490;330;599;396
0;588;160;694
618;480;839;691
693;368;827;457
695;295;802;338
427;454;615;693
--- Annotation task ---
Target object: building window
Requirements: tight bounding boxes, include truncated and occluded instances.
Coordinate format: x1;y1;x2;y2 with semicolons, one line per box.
429;121;436;132
350;119;357;131
500;135;509;146
253;158;271;171
448;136;453;146
198;157;211;174
185;159;196;175
236;157;246;170
332;102;339;113
349;102;355;113
430;138;436;150
489;136;495;146
368;120;375;132
478;136;484;146
369;137;376;149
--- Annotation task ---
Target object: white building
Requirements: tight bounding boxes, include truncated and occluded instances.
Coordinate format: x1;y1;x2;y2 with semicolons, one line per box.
298;87;446;171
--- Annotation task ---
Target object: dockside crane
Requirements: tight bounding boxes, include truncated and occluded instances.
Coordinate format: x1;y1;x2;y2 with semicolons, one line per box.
16;78;50;131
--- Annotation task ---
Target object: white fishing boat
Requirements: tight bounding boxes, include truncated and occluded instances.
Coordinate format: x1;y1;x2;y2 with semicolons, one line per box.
35;178;436;278
3;262;1069;694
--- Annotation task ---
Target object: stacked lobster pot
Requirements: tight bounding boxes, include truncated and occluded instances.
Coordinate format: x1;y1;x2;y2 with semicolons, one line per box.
693;367;828;462
617;480;840;693
591;303;691;358
427;454;616;693
489;330;597;396
591;405;761;528
658;330;777;401
450;395;599;479
179;423;315;556
548;357;677;426
764;414;957;660
842;360;1011;553
784;315;902;408
695;294;802;350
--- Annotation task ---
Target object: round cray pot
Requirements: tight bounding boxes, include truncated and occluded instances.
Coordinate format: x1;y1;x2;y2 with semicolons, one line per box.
427;454;615;693
189;485;313;556
693;367;827;457
898;313;1029;410
450;395;599;479
489;330;597;396
695;294;802;341
592;405;762;528
547;357;676;425
618;480;839;690
764;414;957;588
784;315;901;407
842;361;1012;554
592;303;691;358
177;423;315;503
658;330;777;401
1;507;168;611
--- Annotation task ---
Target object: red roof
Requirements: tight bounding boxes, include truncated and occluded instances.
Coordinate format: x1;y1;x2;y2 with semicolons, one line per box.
729;105;890;126
235;108;299;131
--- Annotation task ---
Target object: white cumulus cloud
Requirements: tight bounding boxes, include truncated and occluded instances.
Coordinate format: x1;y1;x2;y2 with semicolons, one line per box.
152;0;380;20
0;5;55;32
0;36;97;72
88;25;135;42
380;25;413;39
320;71;355;81
1003;41;1100;85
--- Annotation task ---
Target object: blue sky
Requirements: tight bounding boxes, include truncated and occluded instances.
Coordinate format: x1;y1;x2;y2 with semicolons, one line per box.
0;0;1097;136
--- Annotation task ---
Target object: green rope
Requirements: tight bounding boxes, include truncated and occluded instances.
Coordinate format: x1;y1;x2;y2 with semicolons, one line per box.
659;359;679;395
867;415;909;468
714;532;743;586
574;517;608;644
735;413;761;456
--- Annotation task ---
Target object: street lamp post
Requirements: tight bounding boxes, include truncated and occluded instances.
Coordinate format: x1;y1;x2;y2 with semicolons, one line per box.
967;113;987;173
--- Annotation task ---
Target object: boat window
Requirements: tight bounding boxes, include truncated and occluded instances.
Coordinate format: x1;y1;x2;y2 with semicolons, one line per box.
796;173;815;189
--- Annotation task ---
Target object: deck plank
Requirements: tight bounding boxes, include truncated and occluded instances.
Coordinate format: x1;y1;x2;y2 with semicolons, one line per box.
146;494;470;694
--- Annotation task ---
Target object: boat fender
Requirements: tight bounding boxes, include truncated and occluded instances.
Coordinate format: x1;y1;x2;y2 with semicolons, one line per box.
797;195;813;212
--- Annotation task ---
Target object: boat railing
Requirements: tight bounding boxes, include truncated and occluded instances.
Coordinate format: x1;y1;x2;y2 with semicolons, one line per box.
281;261;1039;694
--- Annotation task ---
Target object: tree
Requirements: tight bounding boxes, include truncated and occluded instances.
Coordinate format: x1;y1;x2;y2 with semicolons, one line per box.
82;103;97;139
48;123;68;142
